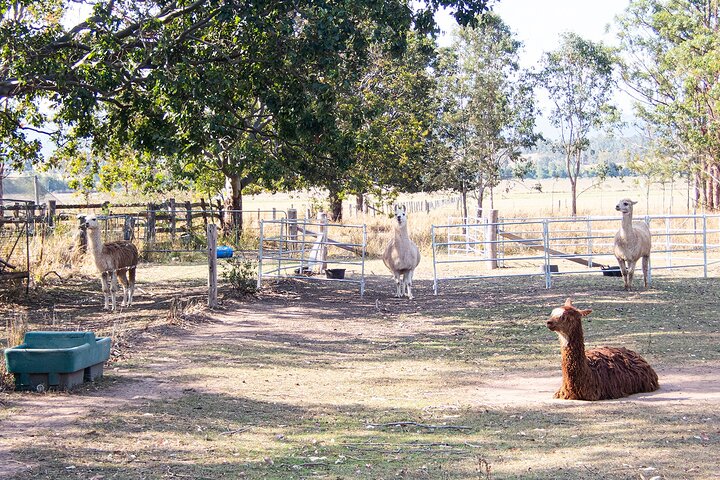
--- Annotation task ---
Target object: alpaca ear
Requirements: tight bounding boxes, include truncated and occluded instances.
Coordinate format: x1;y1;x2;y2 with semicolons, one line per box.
579;309;592;317
631;200;638;205
402;205;406;212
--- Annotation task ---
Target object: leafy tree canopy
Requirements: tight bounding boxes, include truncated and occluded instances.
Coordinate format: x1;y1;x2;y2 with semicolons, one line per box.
1;0;491;179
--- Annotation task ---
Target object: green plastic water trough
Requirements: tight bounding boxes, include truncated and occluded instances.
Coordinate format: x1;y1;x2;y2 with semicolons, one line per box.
4;331;112;391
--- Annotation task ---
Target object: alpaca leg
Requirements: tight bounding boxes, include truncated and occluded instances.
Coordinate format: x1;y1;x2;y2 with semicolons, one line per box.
128;267;136;306
617;259;629;290
101;272;111;310
118;270;129;307
642;255;650;288
405;270;415;300
394;272;402;298
109;271;118;311
626;260;637;291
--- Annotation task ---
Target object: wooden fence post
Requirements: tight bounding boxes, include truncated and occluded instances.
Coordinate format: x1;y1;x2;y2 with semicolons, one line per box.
200;198;208;230
77;215;87;253
185;201;192;234
123;216;135;241
146;203;156;244
319;212;328;271
207;224;218;308
288;208;297;250
486;209;498;270
33;175;40;205
216;199;223;226
46;200;56;229
169;198;176;241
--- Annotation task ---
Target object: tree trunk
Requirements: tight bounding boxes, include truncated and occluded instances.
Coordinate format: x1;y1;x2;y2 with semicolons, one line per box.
476;187;484;219
461;184;468;221
223;173;243;233
0;162;4;205
568;151;580;216
712;163;720;211
328;189;343;221
703;160;712;209
355;194;364;213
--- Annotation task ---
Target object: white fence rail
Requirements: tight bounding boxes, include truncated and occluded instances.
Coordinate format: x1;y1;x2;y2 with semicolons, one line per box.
431;214;720;294
257;218;367;294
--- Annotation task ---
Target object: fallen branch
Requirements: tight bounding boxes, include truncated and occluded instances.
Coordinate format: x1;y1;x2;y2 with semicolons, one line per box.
295;462;327;468
42;270;64;281
0;258;16;269
218;426;253;436
367;421;471;430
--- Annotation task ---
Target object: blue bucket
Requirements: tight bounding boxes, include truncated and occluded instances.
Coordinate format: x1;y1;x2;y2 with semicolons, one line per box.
216;246;234;258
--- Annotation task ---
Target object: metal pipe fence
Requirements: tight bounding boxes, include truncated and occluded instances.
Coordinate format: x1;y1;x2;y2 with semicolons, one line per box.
258;218;367;295
432;214;720;294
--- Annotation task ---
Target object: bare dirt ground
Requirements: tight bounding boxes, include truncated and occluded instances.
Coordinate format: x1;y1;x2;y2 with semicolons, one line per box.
1;270;720;479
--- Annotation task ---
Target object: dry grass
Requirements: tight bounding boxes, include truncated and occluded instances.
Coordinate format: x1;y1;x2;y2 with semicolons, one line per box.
0;311;27;390
29;226;90;284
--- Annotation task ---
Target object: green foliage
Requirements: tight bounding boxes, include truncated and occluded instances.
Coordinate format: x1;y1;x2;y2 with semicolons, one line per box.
533;32;619;214
616;0;720;208
434;12;539;210
1;0;491;219
222;258;258;296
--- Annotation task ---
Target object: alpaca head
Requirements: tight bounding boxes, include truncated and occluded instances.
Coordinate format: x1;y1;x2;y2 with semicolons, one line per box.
83;214;100;231
546;298;592;346
393;205;407;227
615;198;637;215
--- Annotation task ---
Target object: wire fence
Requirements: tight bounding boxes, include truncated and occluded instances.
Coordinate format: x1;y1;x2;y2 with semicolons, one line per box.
431;214;720;293
0;199;32;290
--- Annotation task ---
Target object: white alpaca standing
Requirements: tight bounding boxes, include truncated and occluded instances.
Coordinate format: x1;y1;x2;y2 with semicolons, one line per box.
383;205;421;299
613;199;652;291
84;215;139;310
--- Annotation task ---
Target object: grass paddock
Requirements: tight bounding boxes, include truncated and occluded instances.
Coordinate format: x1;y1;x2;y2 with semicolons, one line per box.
1;266;719;479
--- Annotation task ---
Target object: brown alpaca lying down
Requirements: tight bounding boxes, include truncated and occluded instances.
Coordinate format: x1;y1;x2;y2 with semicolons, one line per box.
546;298;659;401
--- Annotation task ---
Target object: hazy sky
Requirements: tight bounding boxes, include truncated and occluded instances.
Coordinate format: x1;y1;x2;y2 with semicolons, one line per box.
436;0;635;137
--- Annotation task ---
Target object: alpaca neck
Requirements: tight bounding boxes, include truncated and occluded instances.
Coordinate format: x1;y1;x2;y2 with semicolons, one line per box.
394;223;409;242
559;327;592;388
86;227;104;258
619;212;636;240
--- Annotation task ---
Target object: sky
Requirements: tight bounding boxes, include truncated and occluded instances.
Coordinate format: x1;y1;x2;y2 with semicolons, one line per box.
436;0;636;137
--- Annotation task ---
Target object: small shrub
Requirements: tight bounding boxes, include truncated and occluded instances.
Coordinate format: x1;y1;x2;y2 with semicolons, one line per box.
223;258;258;295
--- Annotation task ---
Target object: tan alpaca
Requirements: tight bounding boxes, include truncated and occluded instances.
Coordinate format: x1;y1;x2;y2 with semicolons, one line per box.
383;205;420;299
84;215;139;310
613;199;652;290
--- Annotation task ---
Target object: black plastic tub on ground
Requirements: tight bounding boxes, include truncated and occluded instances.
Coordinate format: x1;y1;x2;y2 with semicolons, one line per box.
326;268;346;279
602;266;622;277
